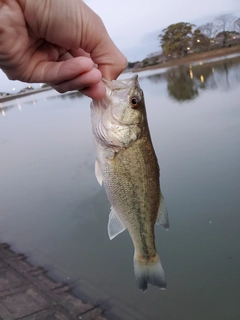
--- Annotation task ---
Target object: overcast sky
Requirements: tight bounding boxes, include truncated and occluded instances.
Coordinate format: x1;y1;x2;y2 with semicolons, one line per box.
1;0;240;93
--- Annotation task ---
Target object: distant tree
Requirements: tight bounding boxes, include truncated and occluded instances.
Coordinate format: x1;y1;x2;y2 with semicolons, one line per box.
147;51;162;58
215;31;236;43
214;14;235;46
198;22;217;43
128;61;138;69
142;59;149;67
159;22;195;58
192;29;210;51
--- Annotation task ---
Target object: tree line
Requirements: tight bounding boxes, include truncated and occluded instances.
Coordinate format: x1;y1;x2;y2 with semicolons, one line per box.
160;14;240;58
129;14;240;68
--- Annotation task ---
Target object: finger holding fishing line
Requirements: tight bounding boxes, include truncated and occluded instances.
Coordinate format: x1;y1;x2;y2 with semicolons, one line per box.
46;52;104;99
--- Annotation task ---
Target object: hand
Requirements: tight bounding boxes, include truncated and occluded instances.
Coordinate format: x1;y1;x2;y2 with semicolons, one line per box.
0;0;127;99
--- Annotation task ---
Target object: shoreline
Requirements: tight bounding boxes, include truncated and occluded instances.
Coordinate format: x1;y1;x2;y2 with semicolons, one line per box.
133;45;240;72
0;86;53;103
1;45;240;104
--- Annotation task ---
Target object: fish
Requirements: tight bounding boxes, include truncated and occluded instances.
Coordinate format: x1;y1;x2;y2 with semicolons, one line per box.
90;75;169;292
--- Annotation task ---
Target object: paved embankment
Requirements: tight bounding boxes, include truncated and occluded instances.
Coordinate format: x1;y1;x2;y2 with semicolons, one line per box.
0;87;53;103
133;45;240;72
0;243;107;320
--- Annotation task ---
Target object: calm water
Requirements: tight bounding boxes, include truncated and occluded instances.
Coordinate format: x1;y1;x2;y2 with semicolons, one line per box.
1;55;240;320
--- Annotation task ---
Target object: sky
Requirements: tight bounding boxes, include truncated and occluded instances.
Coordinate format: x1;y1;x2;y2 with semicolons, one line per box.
1;0;240;93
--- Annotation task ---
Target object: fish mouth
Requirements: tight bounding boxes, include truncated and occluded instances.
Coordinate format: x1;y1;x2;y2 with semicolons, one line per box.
91;75;140;114
100;75;140;108
102;75;139;91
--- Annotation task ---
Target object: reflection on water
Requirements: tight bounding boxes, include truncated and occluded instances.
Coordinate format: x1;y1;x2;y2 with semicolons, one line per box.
167;68;199;101
47;90;84;101
1;55;240;320
58;91;84;99
148;55;240;102
1;55;240;116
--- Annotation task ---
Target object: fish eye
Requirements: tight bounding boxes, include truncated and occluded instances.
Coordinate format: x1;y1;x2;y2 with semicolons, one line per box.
130;95;141;108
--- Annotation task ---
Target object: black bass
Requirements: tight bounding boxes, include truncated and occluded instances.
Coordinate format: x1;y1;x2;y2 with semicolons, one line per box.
90;75;169;291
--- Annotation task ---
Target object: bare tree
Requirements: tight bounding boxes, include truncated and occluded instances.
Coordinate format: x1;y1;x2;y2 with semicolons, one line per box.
214;14;235;46
147;51;162;59
199;22;217;40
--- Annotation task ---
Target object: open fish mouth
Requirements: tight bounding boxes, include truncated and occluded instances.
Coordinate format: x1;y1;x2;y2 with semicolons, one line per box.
97;75;141;111
102;75;139;91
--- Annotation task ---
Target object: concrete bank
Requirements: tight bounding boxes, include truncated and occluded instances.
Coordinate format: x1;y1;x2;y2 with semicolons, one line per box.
0;243;107;320
0;87;53;103
133;45;240;72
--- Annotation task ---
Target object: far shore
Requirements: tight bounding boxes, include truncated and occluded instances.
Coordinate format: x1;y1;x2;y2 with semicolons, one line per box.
1;45;240;104
0;86;53;103
133;45;240;72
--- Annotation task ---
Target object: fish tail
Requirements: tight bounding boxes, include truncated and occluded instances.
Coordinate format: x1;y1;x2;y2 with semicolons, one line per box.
133;254;166;292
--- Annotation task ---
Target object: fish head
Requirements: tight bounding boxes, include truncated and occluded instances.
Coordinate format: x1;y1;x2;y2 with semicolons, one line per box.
91;75;147;148
105;75;145;126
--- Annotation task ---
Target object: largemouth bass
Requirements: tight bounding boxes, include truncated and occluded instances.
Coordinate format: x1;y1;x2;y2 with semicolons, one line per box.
90;75;169;291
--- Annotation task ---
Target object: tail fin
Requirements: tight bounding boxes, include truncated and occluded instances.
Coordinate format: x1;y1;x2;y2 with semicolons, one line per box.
134;254;166;292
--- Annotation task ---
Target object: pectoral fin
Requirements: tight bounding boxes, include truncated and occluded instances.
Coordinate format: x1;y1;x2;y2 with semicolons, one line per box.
156;193;169;230
95;160;103;186
108;208;126;240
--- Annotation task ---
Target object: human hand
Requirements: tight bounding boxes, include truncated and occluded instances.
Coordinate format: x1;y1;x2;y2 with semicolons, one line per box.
0;0;127;99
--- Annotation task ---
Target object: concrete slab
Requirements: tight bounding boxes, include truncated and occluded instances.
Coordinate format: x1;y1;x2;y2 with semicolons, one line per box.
21;306;74;320
0;285;50;319
0;261;7;271
79;308;108;320
0;269;27;292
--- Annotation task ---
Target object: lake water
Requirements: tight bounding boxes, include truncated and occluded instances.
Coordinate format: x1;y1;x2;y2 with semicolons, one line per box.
1;55;240;320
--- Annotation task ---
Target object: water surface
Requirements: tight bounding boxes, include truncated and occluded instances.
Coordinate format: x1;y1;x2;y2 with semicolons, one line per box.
1;55;240;320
